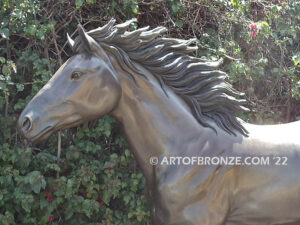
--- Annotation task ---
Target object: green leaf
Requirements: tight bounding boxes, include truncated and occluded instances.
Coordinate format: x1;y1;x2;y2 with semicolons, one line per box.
36;30;45;40
65;209;74;220
102;191;111;205
16;84;24;92
82;199;93;218
40;199;49;209
110;153;118;159
123;194;131;204
24;25;37;36
75;0;84;8
0;28;9;39
175;20;183;28
2;64;11;76
0;80;7;90
27;171;45;194
125;149;131;157
292;53;300;66
132;4;139;14
0;57;5;64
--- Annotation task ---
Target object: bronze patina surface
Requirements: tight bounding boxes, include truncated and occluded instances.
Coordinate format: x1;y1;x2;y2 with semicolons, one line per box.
18;19;300;225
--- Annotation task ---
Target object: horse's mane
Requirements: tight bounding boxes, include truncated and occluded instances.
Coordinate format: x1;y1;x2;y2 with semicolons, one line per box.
72;18;249;136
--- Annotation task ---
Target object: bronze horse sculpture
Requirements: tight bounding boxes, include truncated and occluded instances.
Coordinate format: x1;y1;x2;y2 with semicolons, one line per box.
18;19;300;225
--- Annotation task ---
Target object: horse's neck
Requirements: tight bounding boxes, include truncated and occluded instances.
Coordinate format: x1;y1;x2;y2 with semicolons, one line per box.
110;60;217;182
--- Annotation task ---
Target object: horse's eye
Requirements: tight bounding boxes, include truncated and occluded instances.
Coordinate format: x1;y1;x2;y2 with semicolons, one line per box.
71;72;82;80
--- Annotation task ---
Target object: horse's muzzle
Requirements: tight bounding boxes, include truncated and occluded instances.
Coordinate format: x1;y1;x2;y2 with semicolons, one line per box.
18;110;53;143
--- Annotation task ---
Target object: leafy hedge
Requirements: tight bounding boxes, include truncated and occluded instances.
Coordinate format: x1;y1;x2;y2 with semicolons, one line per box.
0;0;299;224
0;117;149;225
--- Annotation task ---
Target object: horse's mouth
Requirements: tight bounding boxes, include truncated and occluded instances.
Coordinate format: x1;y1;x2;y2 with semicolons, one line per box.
25;119;85;143
25;125;55;143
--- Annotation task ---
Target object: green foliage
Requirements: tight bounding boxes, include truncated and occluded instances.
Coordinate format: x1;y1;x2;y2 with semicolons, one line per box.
0;0;149;224
187;0;300;123
0;0;299;224
0;119;149;225
167;0;184;27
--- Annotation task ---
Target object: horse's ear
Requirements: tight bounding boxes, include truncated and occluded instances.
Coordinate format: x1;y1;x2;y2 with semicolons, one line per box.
77;24;110;62
67;33;75;52
77;24;94;53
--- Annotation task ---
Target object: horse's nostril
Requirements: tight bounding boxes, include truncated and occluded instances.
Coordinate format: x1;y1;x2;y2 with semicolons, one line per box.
22;117;32;132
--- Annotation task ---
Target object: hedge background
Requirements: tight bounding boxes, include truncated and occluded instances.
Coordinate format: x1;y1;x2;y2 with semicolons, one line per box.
0;0;299;224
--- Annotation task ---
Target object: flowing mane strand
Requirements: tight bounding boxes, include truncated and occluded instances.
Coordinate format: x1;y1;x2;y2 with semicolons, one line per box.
71;18;249;136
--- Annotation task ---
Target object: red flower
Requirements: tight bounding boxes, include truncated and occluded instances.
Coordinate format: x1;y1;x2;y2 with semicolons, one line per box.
249;23;259;38
48;216;54;223
250;24;257;29
98;196;103;208
105;167;114;171
251;31;257;38
47;195;53;201
45;191;53;201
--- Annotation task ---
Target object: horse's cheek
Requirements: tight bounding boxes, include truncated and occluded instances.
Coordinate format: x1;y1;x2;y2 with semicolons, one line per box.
88;88;102;106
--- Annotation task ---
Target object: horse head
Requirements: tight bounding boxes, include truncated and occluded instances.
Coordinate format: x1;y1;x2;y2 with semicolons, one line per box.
18;25;121;142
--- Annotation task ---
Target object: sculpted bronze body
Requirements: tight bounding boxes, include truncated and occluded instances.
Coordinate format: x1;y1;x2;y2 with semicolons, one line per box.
18;19;300;225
